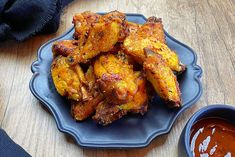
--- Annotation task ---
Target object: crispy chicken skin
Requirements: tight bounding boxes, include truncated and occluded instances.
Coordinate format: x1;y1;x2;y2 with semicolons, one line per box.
143;48;181;107
51;56;89;101
71;66;104;120
52;40;79;57
73;11;101;45
71;94;103;121
124;36;185;72
94;54;140;104
137;17;165;43
123;17;185;73
127;22;141;34
93;76;148;125
67;11;128;65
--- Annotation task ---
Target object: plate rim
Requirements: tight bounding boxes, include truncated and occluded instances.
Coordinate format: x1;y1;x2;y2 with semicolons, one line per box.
29;13;203;148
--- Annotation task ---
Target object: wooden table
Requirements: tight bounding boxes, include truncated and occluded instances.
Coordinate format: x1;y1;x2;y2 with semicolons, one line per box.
0;0;234;156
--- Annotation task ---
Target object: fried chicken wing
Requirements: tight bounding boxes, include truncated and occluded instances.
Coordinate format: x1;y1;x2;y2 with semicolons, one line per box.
94;54;140;104
143;48;181;107
93;76;148;125
67;11;128;65
123;17;185;73
51;55;89;101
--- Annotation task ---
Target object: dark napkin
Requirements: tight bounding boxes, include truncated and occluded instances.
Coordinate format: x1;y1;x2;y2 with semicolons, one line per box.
0;0;73;41
0;129;31;157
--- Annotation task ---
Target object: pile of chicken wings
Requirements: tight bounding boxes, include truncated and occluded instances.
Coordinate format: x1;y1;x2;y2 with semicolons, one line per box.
51;11;186;125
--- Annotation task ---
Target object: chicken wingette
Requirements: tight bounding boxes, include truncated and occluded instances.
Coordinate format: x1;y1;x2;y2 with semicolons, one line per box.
51;55;90;101
67;11;128;64
123;17;185;73
94;54;140;104
52;11;128;64
143;48;181;107
93;75;148;125
71;66;104;120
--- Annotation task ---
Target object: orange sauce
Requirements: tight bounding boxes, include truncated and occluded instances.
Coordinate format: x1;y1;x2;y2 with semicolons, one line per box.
190;118;235;157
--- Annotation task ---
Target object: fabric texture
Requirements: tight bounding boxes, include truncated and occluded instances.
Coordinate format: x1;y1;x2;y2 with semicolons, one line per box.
0;129;31;157
0;0;73;41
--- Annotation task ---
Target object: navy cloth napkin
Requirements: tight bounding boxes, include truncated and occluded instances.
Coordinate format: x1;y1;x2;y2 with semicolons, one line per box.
0;129;31;157
0;0;73;41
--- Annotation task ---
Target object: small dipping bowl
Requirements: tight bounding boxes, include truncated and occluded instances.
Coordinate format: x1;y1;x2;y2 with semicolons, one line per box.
178;104;235;157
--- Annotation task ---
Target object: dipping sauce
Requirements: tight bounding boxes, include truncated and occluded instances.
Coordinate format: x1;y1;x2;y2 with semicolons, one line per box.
190;118;235;157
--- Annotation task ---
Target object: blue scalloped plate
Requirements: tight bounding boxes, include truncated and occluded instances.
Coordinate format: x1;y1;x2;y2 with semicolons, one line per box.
29;13;202;148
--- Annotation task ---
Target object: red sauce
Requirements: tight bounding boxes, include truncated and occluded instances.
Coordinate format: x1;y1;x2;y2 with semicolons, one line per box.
190;118;235;157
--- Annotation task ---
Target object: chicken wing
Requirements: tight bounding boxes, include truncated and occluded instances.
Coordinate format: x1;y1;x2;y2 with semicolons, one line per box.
93;75;148;125
123;17;185;73
67;11;128;65
51;55;90;101
143;48;181;107
94;54;140;104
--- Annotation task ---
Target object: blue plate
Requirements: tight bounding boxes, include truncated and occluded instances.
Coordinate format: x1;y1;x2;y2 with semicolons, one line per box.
29;13;202;148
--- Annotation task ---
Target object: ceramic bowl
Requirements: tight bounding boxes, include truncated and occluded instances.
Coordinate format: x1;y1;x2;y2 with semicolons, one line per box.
178;104;235;157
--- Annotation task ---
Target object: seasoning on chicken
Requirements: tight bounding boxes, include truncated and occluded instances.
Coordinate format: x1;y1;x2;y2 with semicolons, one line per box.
93;75;148;125
67;11;128;64
73;11;101;45
71;66;104;120
51;55;89;101
123;17;185;73
143;48;181;107
94;54;140;104
52;40;79;57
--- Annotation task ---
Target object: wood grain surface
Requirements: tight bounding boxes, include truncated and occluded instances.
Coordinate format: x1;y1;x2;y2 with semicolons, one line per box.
0;0;234;156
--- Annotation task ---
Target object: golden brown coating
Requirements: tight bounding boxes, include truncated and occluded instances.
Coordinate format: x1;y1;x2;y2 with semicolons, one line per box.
51;55;89;101
71;66;104;121
93;100;128;126
127;22;141;34
71;94;103;121
118;76;148;114
143;48;181;107
52;40;79;57
94;54;140;104
124;35;185;72
73;11;101;44
123;16;185;73
68;11;128;65
93;76;148;125
137;17;165;43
